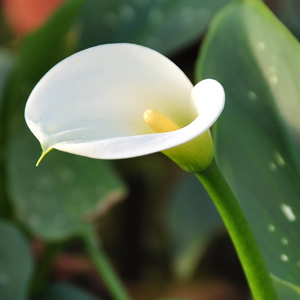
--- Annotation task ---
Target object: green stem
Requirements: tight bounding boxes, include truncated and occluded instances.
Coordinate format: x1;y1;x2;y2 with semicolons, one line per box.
196;160;278;300
83;229;132;300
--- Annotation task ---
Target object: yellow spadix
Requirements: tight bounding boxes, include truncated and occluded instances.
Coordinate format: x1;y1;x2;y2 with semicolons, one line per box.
143;109;214;173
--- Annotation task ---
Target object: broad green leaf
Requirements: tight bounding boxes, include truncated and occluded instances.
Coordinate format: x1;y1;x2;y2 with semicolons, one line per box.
196;0;300;293
79;0;231;55
0;222;33;300
167;174;222;280
33;283;97;300
6;109;126;240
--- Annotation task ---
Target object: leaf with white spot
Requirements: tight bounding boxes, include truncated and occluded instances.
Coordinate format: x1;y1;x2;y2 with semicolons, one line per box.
79;0;231;54
196;0;300;294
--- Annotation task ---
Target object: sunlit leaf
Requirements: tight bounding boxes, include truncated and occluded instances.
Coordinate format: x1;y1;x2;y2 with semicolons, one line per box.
0;222;33;300
196;0;300;293
167;174;222;280
79;0;231;55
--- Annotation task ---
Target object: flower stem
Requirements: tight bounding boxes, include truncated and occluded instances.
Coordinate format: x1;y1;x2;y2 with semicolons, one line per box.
83;229;132;300
196;160;278;300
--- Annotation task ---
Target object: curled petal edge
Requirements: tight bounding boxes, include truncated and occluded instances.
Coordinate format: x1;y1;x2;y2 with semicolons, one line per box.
42;79;225;160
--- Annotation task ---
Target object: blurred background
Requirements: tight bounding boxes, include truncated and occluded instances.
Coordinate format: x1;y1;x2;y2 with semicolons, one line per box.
0;0;300;299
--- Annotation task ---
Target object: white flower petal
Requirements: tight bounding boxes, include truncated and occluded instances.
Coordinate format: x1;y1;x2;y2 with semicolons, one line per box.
25;43;225;160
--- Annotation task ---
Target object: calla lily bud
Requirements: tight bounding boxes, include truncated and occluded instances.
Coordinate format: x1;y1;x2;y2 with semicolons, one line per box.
25;43;225;172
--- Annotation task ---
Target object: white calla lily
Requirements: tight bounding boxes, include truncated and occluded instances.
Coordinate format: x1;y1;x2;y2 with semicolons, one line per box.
25;43;225;171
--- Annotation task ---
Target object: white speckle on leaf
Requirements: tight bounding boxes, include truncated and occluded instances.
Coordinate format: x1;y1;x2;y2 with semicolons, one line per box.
269;75;278;85
268;224;275;232
281;238;289;246
281;203;296;222
268;161;277;171
280;254;289;262
247;90;258;102
257;42;266;51
274;152;286;167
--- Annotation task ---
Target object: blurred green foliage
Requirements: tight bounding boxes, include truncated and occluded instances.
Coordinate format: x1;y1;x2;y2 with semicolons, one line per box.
0;0;300;299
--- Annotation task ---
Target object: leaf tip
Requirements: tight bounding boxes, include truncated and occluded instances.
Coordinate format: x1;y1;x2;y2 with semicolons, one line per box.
36;148;53;167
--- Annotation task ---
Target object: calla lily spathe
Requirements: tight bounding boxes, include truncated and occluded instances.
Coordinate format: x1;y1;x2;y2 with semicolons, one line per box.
25;43;225;168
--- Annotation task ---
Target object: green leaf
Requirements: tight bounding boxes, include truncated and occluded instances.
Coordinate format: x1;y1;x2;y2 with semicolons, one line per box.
167;174;222;280
33;283;97;300
79;0;231;55
272;276;300;300
4;0;85;120
16;0;85;83
6;109;127;241
196;0;300;293
0;222;33;300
